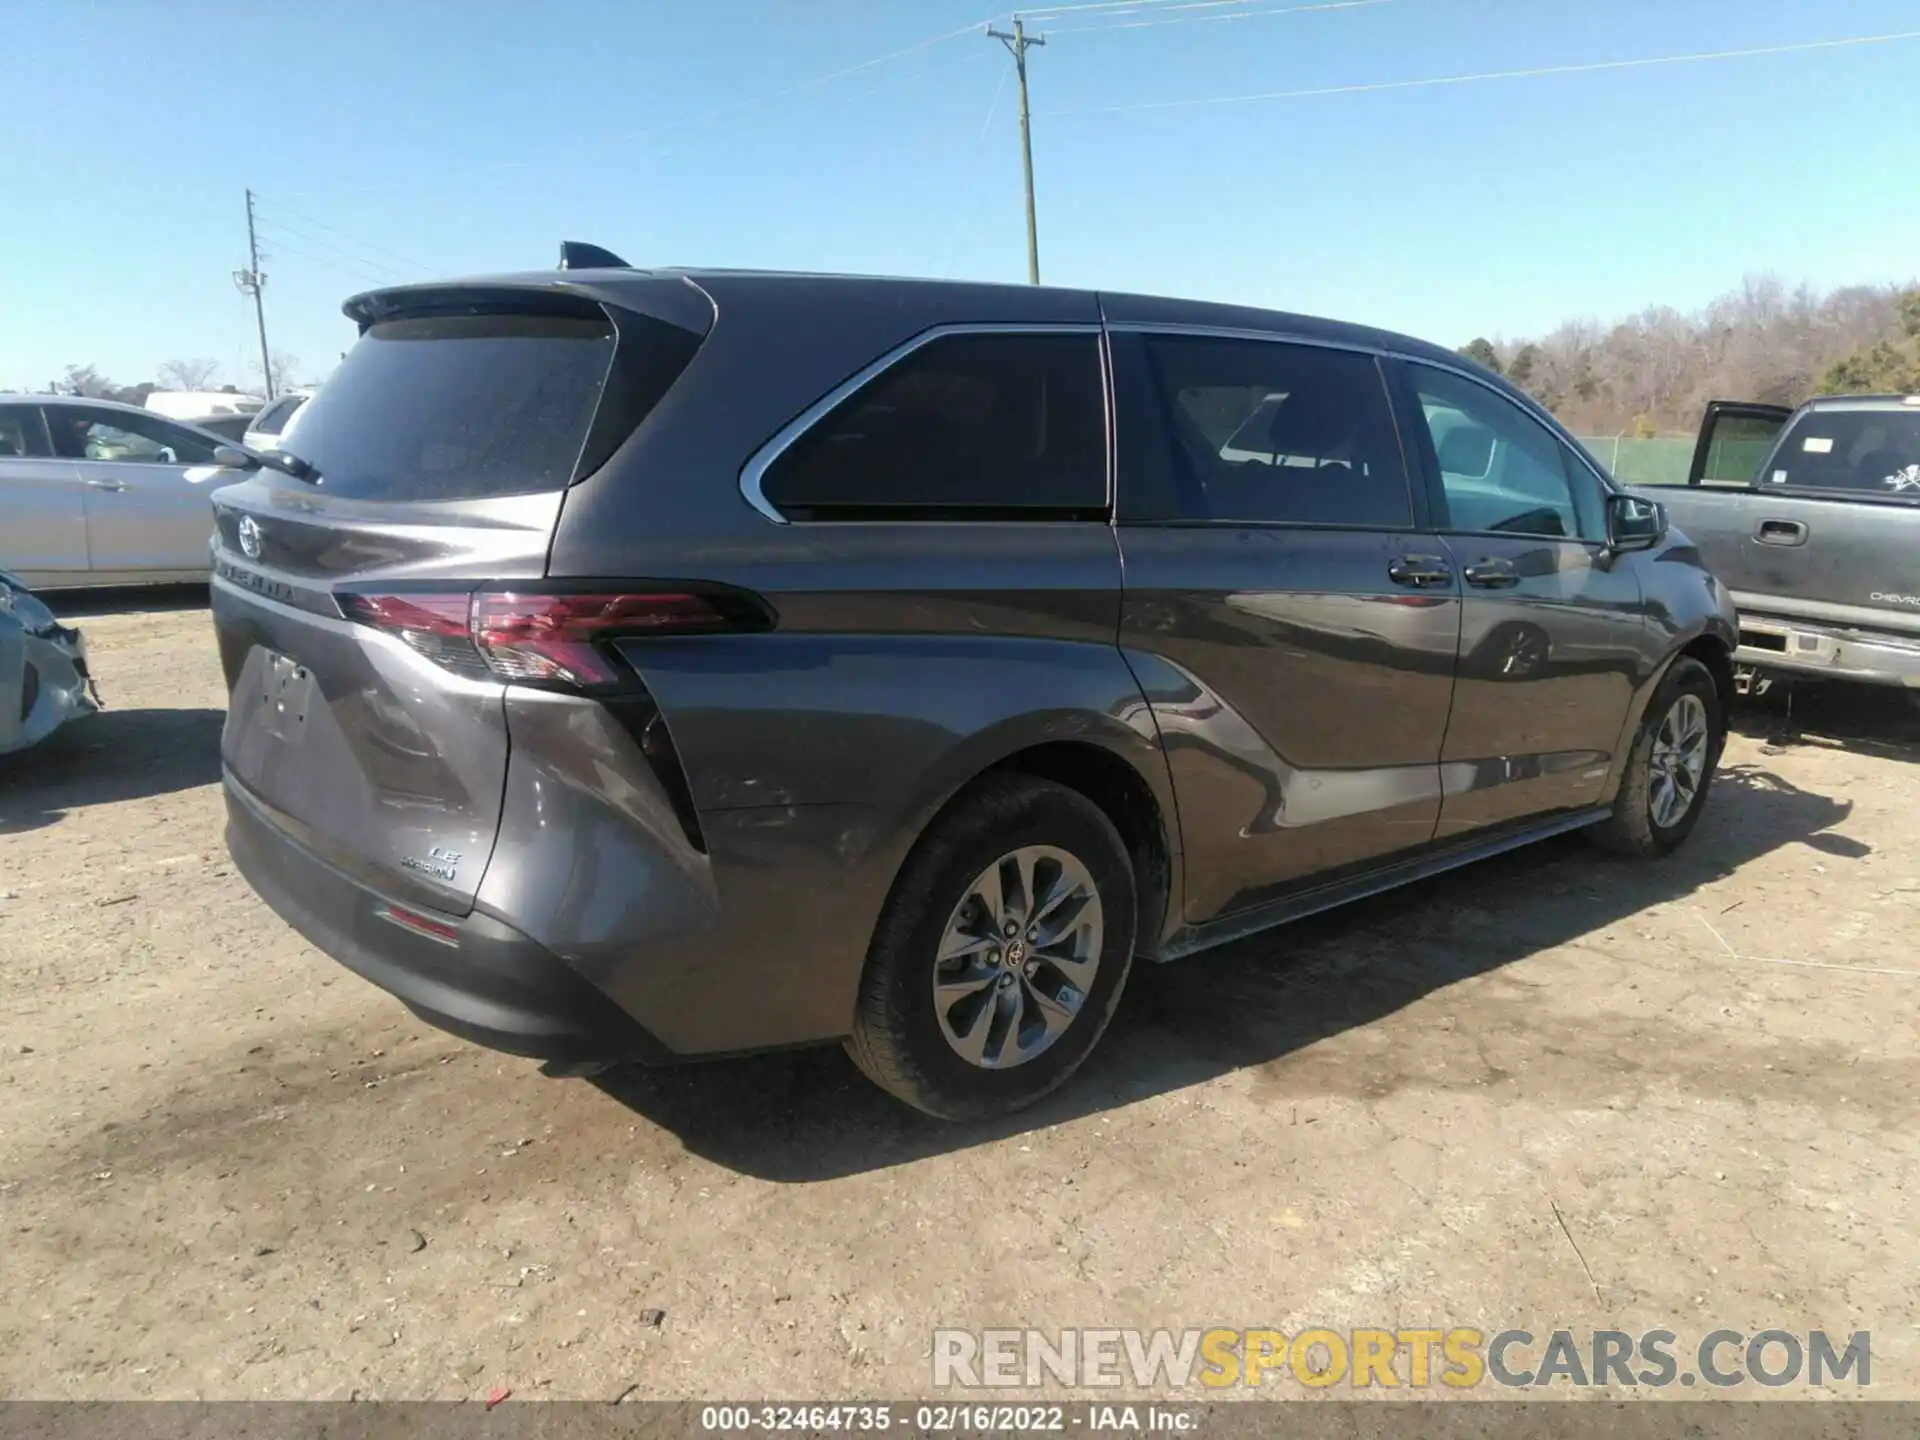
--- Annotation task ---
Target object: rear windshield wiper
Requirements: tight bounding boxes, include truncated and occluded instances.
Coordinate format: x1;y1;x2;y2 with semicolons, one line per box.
214;444;322;485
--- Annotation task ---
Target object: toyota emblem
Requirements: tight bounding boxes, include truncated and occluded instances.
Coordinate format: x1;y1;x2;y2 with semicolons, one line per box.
237;515;263;560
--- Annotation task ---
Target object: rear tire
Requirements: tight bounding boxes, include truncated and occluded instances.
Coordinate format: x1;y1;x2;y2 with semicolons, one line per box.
845;774;1136;1120
1587;656;1724;858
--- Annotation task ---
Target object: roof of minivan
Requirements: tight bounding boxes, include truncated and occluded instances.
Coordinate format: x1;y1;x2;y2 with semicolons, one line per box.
339;264;1482;382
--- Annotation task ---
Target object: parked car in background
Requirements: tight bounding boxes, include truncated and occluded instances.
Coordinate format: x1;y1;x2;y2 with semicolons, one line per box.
240;388;314;455
145;390;264;422
0;394;242;589
1652;394;1920;691
210;258;1737;1119
0;568;98;756
191;413;256;443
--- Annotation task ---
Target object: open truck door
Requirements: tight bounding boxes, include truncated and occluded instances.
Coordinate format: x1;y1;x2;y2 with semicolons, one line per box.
1687;400;1793;486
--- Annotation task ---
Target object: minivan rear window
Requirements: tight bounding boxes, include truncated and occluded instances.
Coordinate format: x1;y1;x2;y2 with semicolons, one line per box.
287;313;617;502
1762;409;1920;497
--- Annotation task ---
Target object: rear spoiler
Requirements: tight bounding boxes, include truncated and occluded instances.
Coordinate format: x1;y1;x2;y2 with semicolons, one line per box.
340;269;714;339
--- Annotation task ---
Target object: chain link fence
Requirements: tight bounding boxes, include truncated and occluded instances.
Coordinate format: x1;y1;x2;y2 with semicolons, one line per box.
1572;435;1696;487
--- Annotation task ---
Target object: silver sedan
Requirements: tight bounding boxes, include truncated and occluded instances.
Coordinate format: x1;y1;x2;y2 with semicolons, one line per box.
0;394;245;589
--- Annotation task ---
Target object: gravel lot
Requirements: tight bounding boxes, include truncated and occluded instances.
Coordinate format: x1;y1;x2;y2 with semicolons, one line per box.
2;592;1916;1403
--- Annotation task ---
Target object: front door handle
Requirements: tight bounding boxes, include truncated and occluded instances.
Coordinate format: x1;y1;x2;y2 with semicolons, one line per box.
1756;518;1808;546
1462;557;1520;589
1387;554;1453;589
84;477;127;492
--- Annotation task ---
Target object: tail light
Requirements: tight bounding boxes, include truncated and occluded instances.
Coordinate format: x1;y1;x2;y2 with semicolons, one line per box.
336;582;751;856
337;585;770;690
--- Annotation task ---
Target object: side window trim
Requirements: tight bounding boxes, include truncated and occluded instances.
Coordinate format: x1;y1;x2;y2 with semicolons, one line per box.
738;322;1110;525
1391;355;1613;545
1108;327;1428;532
1385;355;1454;535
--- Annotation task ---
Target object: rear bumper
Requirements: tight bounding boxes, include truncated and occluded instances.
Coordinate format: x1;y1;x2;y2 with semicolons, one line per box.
1736;616;1920;688
225;773;674;1063
0;610;99;757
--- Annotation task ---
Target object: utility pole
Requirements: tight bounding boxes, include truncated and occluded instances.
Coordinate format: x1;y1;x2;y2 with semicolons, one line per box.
233;189;275;399
985;16;1045;285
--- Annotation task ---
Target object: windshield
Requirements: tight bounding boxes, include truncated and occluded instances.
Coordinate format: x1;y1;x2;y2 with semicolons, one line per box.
1763;408;1920;496
286;311;616;501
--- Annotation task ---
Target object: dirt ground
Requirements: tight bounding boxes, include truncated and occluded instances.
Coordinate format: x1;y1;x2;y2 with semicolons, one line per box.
2;591;1916;1403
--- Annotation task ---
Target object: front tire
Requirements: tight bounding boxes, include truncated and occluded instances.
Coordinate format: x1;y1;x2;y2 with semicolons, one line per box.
846;774;1137;1120
1587;655;1724;858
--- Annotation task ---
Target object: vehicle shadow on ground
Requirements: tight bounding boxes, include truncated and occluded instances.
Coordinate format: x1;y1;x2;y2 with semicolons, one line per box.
0;708;225;834
593;760;1863;1181
43;583;210;619
1731;682;1920;763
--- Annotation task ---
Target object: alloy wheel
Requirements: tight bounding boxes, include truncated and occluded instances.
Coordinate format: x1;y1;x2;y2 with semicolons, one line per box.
1649;692;1710;829
932;845;1104;1070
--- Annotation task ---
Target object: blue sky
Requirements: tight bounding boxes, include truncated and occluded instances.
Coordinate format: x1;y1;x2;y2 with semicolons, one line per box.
5;0;1919;391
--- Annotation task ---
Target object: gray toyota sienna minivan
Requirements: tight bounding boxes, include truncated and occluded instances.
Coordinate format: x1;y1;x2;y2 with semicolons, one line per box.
211;255;1738;1118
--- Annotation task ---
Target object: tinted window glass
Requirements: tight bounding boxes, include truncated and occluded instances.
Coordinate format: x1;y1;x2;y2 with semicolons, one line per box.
46;406;217;466
0;404;49;458
1138;336;1412;527
761;332;1106;520
1762;409;1920;495
288;313;617;501
1410;365;1602;540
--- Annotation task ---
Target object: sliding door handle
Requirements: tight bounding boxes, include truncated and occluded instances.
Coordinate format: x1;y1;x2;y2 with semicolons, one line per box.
1387;554;1454;589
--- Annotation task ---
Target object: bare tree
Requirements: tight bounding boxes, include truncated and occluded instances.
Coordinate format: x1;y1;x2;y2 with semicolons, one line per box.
1494;275;1919;433
250;350;301;397
60;364;117;398
157;357;222;391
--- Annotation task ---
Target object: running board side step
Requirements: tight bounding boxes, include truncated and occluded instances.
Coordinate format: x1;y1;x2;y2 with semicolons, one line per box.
1154;806;1611;962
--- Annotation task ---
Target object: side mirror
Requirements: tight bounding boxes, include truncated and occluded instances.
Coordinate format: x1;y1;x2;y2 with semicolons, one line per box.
1606;491;1666;553
213;445;259;471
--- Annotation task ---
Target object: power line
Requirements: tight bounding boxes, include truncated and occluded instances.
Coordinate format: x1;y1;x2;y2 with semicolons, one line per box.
1045;26;1920;114
249;193;429;273
939;59;1016;279
1047;0;1394;36
1018;0;1215;19
611;14;1002;149
252;214;408;281
1024;0;1295;24
254;232;397;288
271;13;1009;211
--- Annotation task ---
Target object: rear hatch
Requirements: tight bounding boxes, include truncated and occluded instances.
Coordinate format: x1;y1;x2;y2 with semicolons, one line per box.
212;279;710;914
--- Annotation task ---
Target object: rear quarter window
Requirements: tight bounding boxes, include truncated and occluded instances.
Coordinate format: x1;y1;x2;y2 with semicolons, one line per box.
759;331;1107;521
287;312;622;502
